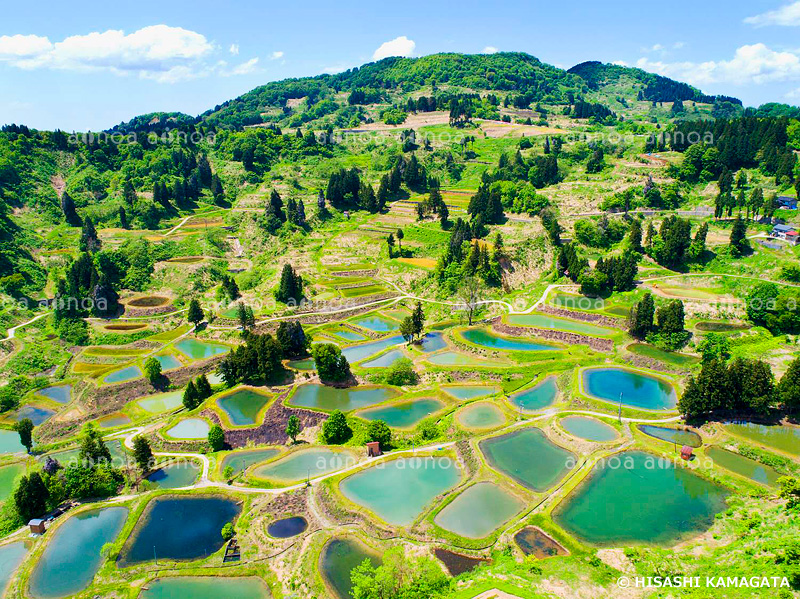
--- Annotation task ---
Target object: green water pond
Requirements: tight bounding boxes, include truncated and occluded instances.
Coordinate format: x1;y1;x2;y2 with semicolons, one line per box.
725;422;800;456
221;449;280;476
252;448;353;483
707;446;782;487
166;418;210;439
560;416;618;442
0;463;24;502
217;388;270;426
288;384;398;412
0;541;28;595
434;482;523;539
137;391;184;413
357;398;444;428
320;537;380;599
0;430;24;454
509;377;558;412
361;349;405;368
175;339;229;360
140;577;271;599
146;461;200;489
554;450;729;545
481;428;574;492
639;425;702;448
456;402;506;430
340;457;461;526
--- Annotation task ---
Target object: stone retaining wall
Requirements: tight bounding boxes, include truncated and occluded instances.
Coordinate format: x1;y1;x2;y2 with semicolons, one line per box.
539;304;622;328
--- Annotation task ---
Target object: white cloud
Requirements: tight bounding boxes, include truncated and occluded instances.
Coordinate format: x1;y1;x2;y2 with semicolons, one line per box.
269;51;284;60
228;57;259;76
636;43;800;86
0;25;262;82
673;41;686;49
745;2;800;27
611;60;629;67
372;36;415;61
0;34;53;59
482;46;499;54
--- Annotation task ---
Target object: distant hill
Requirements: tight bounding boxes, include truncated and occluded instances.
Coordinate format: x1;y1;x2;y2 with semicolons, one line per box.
200;52;591;129
567;60;741;105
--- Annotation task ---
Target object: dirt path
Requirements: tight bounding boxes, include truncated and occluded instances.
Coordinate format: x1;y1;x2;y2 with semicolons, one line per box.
2;311;51;341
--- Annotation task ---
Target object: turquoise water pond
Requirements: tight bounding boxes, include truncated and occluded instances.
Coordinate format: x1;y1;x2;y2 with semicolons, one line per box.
555;450;729;545
252;448;352;483
461;328;555;351
288;384;398;412
11;405;55;426
35;385;71;404
166;418;210;439
137;391;184;413
332;329;367;342
351;315;398;332
146;461;200;489
0;430;25;454
154;354;182;370
0;541;28;595
707;446;782;487
103;365;142;384
358;398;444;428
342;335;405;363
140;577;271;599
217;388;270;425
29;506;128;598
507;314;613;336
725;422;800;456
456;402;506;429
361;349;405;368
443;385;499;400
340;457;461;526
320;538;380;599
481;428;574;492
639;425;702;448
434;482;523;538
221;449;280;475
510;377;558;412
122;496;240;564
175;339;230;360
582;367;677;410
560;416;618;442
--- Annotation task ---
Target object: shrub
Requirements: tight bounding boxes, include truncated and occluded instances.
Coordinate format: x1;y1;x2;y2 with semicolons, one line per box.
321;410;351;444
385;358;417;386
208;424;225;451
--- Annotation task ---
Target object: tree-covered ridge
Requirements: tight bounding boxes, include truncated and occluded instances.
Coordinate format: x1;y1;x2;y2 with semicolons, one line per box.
567;60;741;105
201;52;590;129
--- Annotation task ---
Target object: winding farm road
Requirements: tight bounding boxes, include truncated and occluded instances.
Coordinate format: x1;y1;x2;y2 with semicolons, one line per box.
2;311;51;341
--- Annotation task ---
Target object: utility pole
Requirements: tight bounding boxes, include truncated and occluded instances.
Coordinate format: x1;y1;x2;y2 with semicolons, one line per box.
618;392;623;423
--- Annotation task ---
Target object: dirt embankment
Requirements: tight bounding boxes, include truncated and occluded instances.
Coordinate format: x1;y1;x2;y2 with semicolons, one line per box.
492;319;614;353
539;305;622;328
204;391;327;448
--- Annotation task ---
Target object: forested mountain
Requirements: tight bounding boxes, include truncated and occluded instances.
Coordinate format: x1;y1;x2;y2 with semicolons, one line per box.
568;60;741;105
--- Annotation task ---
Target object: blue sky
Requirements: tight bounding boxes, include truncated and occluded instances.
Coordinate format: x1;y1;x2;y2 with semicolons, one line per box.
4;0;800;130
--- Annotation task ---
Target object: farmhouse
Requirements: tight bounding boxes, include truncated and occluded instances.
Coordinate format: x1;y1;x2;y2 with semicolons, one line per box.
770;224;799;244
776;196;798;210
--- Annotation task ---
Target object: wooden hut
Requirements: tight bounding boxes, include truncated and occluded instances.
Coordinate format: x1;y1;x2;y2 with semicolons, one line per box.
366;441;382;457
680;445;694;461
28;519;45;534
